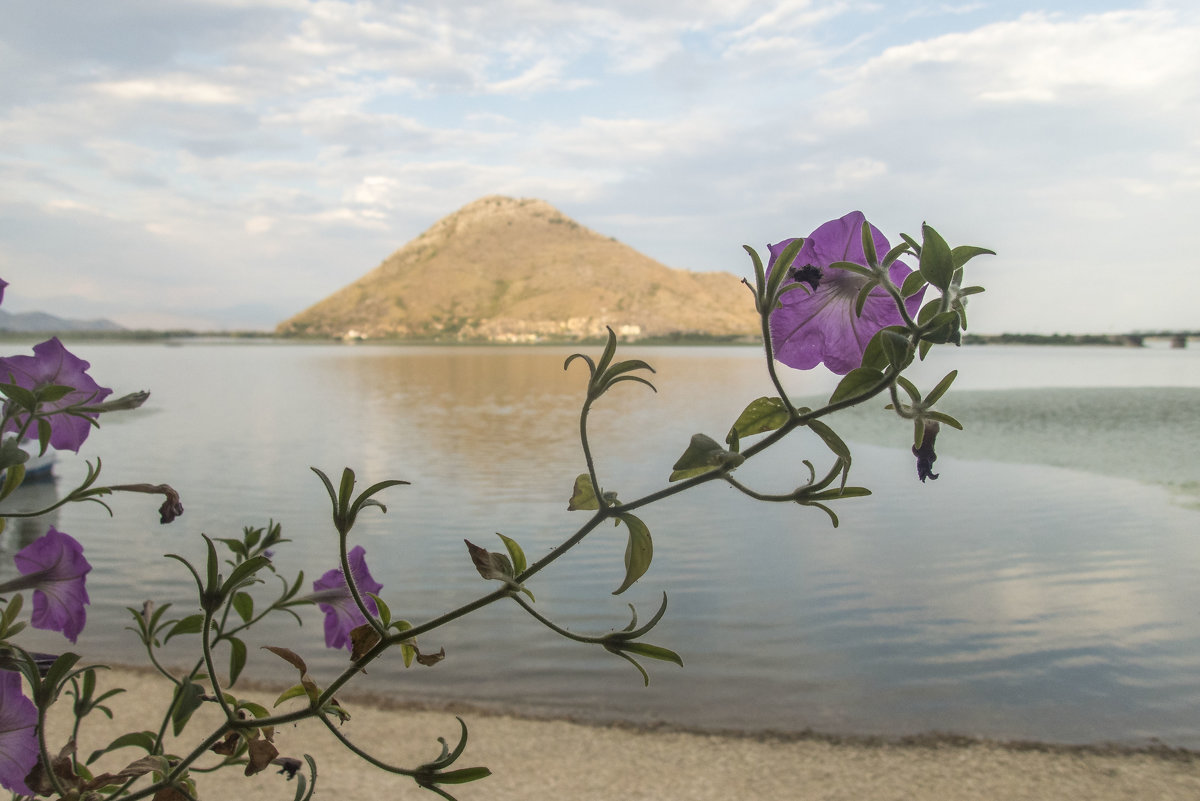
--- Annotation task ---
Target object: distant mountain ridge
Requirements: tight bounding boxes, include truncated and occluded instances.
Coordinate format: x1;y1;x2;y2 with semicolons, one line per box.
0;309;124;333
276;196;757;341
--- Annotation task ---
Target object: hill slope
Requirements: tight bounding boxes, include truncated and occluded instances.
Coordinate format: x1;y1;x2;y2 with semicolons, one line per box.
276;196;757;341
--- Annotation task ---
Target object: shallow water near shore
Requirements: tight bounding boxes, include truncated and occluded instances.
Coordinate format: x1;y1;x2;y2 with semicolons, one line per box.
3;342;1199;746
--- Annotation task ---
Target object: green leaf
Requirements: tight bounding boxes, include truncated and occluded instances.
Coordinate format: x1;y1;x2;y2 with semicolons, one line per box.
899;270;926;298
172;682;205;736
0;383;38;410
827;260;874;279
232;592;254;624
613;513;653;595
164;614;205;643
86;730;157;765
828;368;885;405
567;473;599;511
0;462;25;502
228;637;247;685
0;437;29;471
919;224;954;291
496;533;527;575
726;397;790;447
669;433;742;482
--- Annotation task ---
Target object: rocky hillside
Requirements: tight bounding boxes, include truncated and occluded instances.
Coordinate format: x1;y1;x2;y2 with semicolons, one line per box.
276;196;757;341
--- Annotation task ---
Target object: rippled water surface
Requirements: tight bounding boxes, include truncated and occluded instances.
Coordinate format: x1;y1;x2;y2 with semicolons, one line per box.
2;342;1198;745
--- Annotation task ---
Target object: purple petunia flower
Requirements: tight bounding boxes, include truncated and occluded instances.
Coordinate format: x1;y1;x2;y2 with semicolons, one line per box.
767;211;924;375
0;670;38;795
0;337;113;452
11;527;92;643
311;546;382;651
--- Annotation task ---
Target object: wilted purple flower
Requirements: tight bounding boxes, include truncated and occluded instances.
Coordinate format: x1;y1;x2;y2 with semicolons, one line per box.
0;279;7;307
0;670;38;795
0;338;113;452
767;212;923;375
913;420;941;483
11;527;92;643
311;546;382;651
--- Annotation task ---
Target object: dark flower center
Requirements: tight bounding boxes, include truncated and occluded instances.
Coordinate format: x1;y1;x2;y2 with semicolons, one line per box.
790;263;822;291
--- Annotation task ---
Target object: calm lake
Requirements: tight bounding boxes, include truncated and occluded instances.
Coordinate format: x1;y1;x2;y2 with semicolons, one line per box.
3;341;1199;746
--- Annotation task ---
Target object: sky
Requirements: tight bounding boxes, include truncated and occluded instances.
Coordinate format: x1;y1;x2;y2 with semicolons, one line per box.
1;0;1197;334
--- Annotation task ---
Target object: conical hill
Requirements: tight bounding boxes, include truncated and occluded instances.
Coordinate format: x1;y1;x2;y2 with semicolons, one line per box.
276;196;757;341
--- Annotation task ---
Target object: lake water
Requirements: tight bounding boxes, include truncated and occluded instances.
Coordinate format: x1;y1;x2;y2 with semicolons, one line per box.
2;342;1199;746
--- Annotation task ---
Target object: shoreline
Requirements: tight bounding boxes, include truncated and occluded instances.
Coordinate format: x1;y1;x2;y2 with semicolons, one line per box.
39;666;1200;800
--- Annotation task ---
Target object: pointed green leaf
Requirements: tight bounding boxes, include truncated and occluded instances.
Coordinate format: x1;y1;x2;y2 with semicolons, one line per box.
924;370;958;406
171;682;205;736
228;637;247;685
919;224;954;291
900;270;927;298
232;592;254;624
726;397;790;447
613;513;652;595
496;533;527;575
828;368;885;405
567;473;599;511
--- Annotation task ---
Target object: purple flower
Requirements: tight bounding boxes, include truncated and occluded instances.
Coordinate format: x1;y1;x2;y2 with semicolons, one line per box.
0;338;113;452
11;527;92;643
913;420;941;483
311;546;382;651
767;211;923;375
0;279;7;307
0;671;38;795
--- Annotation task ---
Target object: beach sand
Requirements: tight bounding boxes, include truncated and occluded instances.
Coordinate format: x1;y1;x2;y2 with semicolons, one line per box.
44;667;1200;800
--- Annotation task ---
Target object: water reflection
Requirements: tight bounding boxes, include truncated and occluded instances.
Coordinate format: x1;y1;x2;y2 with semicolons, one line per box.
27;343;1200;746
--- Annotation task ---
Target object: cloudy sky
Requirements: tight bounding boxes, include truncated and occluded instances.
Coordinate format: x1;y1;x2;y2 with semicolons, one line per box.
1;0;1196;333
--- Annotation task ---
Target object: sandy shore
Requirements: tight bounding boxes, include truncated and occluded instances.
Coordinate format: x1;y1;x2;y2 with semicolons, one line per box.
42;667;1200;800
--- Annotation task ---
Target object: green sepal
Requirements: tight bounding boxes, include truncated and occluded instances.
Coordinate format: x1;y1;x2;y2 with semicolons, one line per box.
881;241;912;268
925;410;964;430
806;419;851;489
918;224;954;291
827;260;874;279
765;238;804;302
859;219;878;266
829;367;885;405
924;370;958;405
429;767;492;785
854;278;879;316
951;245;996;269
567;473;599;511
612;513;652;595
618;641;683;667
